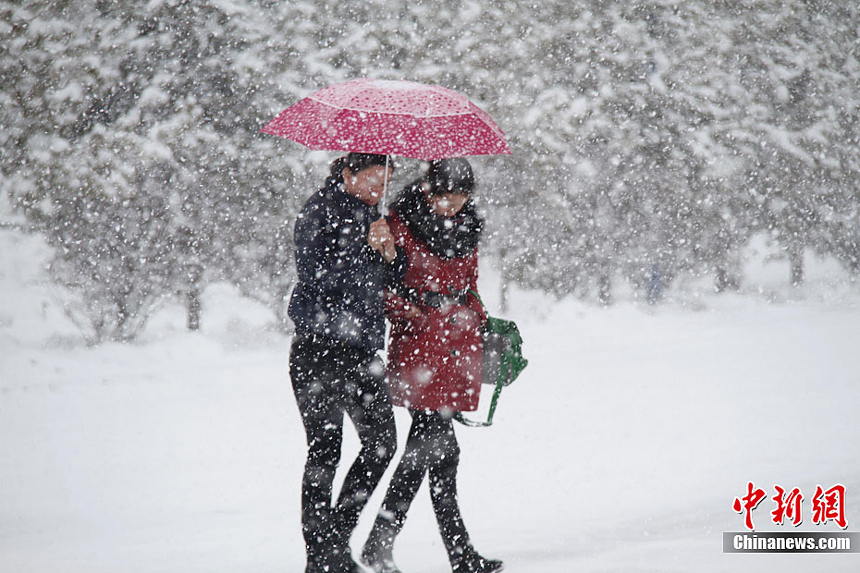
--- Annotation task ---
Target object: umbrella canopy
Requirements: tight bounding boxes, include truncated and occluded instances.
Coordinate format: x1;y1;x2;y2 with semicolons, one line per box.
261;78;511;160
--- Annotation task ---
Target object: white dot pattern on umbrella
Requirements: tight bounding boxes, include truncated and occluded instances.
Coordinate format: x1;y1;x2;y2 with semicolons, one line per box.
261;78;511;160
310;78;471;118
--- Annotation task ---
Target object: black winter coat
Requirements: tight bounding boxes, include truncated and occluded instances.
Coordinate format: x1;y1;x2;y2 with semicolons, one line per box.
288;182;407;352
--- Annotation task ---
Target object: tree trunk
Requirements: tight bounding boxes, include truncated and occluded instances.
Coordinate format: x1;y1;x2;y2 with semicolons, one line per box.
789;247;804;287
714;267;740;293
499;275;510;314
646;264;663;305
186;288;201;331
598;274;612;306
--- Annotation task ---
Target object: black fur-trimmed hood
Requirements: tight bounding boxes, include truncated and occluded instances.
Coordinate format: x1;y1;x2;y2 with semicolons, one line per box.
390;181;483;260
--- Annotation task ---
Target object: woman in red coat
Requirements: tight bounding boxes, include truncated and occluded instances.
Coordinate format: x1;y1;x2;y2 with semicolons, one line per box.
361;159;503;573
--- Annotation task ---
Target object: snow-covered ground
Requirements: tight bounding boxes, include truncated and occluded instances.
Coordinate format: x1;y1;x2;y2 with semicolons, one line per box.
2;228;859;573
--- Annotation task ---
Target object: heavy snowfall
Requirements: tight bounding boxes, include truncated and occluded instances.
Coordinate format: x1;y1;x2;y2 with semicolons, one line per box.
2;1;860;572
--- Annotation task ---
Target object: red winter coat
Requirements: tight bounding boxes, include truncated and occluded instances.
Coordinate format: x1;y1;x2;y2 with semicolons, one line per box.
385;212;485;412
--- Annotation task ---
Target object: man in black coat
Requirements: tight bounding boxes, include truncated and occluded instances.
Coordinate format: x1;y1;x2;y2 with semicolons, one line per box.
288;153;407;573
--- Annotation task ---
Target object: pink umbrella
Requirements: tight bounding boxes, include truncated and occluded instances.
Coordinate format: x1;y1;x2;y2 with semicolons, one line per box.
260;78;511;161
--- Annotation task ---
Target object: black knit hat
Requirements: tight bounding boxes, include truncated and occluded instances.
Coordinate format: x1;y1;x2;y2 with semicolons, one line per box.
426;158;474;196
346;152;393;173
327;153;393;186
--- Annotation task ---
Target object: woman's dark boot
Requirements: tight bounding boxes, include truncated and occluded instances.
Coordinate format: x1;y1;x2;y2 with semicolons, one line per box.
450;546;504;573
361;517;402;573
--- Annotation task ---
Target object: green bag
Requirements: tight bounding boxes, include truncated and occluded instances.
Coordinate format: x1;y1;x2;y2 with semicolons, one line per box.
454;292;528;427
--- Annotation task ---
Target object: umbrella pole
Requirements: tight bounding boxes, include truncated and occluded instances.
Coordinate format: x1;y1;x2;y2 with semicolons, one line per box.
381;155;391;215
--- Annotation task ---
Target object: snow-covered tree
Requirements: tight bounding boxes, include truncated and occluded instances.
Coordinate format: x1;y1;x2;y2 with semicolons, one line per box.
2;0;305;340
3;0;859;341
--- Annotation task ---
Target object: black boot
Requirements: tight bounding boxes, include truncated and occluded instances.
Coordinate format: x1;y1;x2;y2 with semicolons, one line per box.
451;547;504;573
361;518;402;573
304;557;362;573
306;516;362;573
307;544;362;573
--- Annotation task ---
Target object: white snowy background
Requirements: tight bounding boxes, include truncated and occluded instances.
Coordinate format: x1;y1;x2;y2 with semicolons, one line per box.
2;201;859;573
3;2;860;572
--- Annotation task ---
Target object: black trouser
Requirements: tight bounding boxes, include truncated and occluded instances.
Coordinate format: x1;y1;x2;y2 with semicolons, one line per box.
290;333;397;566
370;409;472;562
